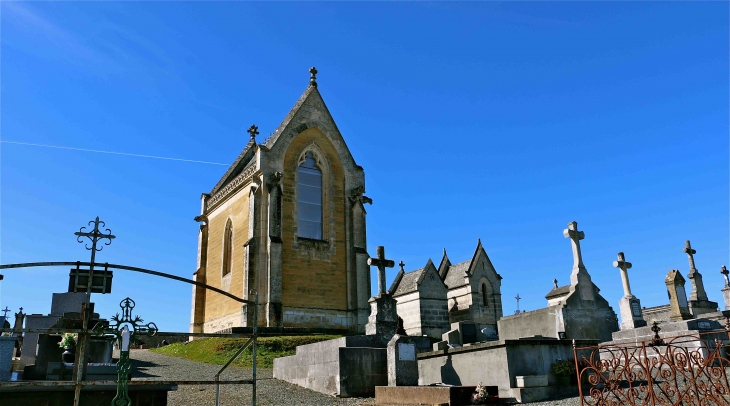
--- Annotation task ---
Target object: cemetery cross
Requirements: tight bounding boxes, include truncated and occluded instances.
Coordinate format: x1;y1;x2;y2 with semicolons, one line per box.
683;240;698;273
1;306;9;319
721;265;729;288
248;124;259;142
367;246;395;296
74;216;116;295
613;252;633;297
563;221;585;269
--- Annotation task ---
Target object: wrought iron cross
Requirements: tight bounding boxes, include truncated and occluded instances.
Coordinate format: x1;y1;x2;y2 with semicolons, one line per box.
683;240;697;272
515;294;521;314
93;297;157;406
398;261;405;272
1;307;9;319
248;124;259;141
563;221;585;269
74;217;115;269
721;265;729;288
309;66;318;87
367;246;395;295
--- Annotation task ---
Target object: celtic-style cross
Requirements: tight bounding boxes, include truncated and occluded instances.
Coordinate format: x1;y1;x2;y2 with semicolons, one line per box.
75;217;115;270
367;246;395;295
563;221;585;269
93;297;157;406
613;252;633;297
683;240;698;273
309;66;318;87
248;124;259;142
721;265;729;288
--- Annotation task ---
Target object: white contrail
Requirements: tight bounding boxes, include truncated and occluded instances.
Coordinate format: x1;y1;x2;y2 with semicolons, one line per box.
0;140;229;166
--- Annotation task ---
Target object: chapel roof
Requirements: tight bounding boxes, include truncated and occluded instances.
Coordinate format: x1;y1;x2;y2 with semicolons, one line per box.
391;268;425;297
545;284;571;300
443;260;471;289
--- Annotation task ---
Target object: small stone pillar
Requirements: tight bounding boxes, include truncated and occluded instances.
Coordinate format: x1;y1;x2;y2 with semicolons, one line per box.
720;266;730;311
666;270;692;321
387;334;419;387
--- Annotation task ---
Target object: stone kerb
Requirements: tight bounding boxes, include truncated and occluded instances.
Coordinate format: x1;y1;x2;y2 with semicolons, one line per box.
386;334;419;387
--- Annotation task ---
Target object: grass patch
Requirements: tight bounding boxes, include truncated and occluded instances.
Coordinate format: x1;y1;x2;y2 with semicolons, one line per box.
151;335;342;369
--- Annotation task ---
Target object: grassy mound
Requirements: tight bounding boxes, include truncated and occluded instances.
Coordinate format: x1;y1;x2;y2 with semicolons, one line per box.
151;335;342;369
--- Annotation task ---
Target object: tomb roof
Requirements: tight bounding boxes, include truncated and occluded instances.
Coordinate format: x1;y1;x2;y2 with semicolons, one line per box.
443;260;471;289
391;268;425;297
545;284;571;300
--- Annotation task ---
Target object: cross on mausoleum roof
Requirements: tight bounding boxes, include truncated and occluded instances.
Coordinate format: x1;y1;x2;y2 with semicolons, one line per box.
1;307;9;319
563;221;585;269
367;246;395;296
721;265;729;288
398;261;405;272
309;66;318;87
247;124;259;141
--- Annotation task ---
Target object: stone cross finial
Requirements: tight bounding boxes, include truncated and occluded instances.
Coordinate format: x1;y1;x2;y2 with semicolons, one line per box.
563;221;585;269
684;240;697;273
1;307;9;318
722;265;729;287
398;261;405;272
247;124;259;141
515;294;521;314
309;67;318;87
367;246;395;295
613;252;633;297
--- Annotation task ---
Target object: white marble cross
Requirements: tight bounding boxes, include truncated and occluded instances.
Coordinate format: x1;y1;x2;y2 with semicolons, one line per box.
613;252;633;297
563;221;585;269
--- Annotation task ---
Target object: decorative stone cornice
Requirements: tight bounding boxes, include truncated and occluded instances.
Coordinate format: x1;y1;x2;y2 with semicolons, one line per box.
206;164;259;212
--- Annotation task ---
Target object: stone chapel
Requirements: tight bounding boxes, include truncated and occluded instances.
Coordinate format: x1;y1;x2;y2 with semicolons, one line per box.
190;68;372;334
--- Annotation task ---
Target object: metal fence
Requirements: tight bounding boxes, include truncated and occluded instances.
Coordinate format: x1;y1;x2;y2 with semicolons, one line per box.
573;324;730;406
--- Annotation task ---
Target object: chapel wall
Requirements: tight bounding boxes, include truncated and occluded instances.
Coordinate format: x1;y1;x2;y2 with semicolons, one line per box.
203;187;251;330
394;293;423;336
419;298;450;339
280;127;348;315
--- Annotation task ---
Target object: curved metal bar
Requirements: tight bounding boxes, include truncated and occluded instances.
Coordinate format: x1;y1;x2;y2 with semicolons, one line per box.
0;261;251;305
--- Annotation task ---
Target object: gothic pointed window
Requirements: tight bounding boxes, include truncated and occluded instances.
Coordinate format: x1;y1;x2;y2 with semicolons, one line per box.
298;152;323;239
482;283;489;307
222;219;233;276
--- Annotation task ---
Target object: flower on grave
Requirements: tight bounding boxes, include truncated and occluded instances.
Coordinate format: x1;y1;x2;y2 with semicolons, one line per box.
58;333;77;348
471;382;491;405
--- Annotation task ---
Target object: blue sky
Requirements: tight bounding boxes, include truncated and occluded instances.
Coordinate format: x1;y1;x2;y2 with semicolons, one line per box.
0;2;727;333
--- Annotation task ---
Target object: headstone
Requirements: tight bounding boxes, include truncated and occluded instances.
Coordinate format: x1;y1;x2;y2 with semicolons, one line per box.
386;334;418;387
665;270;692;321
50;292;90;316
721;266;730;311
0;336;19;381
613;252;647;329
365;246;398;344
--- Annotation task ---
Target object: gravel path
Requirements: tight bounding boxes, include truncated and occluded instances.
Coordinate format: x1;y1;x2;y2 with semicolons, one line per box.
128;349;582;406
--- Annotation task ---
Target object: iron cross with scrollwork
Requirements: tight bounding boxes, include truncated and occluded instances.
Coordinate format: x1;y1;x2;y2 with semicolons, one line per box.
93;297;157;406
75;216;115;270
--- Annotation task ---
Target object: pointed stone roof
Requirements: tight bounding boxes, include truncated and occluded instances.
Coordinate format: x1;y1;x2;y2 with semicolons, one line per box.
210;138;257;195
442;239;502;290
390;259;441;297
438;249;451;280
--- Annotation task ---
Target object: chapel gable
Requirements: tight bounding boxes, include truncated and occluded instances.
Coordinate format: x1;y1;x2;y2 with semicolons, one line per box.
389;259;450;338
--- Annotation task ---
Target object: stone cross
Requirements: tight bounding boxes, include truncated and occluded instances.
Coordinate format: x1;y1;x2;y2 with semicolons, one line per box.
515;294;521;314
247;124;259;141
399;261;405;272
563;221;585;269
309;66;318;87
721;265;729;288
1;307;9;319
683;240;698;273
613;252;633;297
367;246;395;295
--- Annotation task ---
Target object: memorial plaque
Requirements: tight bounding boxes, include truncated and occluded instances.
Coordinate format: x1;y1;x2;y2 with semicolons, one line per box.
462;324;477;344
677;286;689;308
398;343;416;361
698;321;711;330
631;302;642;317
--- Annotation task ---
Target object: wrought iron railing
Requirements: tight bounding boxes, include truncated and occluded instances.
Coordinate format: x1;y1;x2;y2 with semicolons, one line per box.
573;324;730;406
